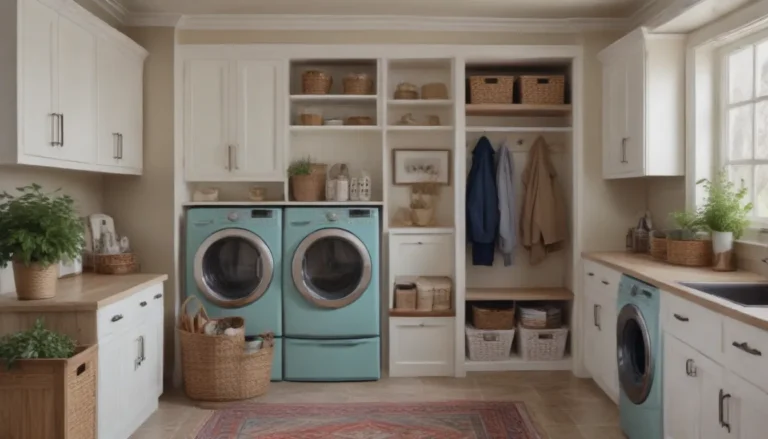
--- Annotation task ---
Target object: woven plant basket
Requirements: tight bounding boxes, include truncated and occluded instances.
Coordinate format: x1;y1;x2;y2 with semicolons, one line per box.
667;239;713;267
291;175;323;201
343;74;373;95
519;75;566;105
302;70;332;94
0;345;98;439
95;253;139;275
650;233;668;260
421;83;448;100
469;76;515;104
12;261;58;300
472;303;515;330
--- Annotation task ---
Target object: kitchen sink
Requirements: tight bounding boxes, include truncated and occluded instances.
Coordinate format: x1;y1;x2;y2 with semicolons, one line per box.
678;282;768;307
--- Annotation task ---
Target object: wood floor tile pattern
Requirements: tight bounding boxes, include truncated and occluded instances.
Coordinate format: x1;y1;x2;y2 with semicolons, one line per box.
130;372;625;439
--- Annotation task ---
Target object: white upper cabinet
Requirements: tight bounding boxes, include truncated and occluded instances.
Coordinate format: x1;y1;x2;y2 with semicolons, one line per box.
0;0;147;174
184;58;286;182
599;28;685;179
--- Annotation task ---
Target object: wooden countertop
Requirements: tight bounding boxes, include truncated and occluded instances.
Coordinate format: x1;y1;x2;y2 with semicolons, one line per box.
583;252;768;332
0;273;168;312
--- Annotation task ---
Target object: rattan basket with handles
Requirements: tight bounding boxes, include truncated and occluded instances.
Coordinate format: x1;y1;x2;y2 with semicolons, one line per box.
649;231;667;260
302;70;332;94
519;75;566;105
472;303;515;330
666;239;712;267
469;76;515;104
343;73;373;95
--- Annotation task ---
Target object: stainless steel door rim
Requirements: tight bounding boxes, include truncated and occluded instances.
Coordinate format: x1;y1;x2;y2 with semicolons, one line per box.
617;303;654;404
193;228;274;308
292;228;372;309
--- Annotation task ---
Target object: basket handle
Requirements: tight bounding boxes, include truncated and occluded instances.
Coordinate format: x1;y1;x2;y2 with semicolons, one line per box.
179;296;210;327
483;77;499;84
536;78;551;85
538;334;554;340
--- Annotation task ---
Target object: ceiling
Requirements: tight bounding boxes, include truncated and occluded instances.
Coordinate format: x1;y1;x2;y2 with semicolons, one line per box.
120;0;654;19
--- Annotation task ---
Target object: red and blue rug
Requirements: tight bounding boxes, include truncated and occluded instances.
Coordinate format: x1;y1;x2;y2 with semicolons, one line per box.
194;401;541;438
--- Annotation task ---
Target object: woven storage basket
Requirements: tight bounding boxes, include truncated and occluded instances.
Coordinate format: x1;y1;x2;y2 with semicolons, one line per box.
421;83;448;100
394;283;417;310
0;345;98;439
291;174;324;201
345;116;374;125
343;73;373;95
518;325;568;361
650;233;668;260
394;90;418;100
472;303;515;330
302;70;332;94
519;75;566;105
95;253;139;275
667;239;712;267
12;261;58;300
415;277;434;311
465;325;516;361
300;113;323;126
518;304;562;329
429;277;452;311
469;76;515;104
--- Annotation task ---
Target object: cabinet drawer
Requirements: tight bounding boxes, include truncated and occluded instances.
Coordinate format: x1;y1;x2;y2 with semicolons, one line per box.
97;283;163;339
284;338;380;381
662;292;722;362
389;317;454;377
724;317;768;393
583;260;620;303
389;234;453;278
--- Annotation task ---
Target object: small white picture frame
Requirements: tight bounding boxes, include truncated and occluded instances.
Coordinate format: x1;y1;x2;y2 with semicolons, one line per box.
392;149;451;185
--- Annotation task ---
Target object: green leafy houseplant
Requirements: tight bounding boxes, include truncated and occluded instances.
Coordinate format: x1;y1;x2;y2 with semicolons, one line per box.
287;157;313;177
697;170;753;239
669;210;705;240
0;319;76;369
0;185;84;299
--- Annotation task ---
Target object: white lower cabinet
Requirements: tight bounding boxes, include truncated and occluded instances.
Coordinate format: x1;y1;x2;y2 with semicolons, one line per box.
722;371;768;439
97;283;164;439
389;317;454;377
582;261;619;403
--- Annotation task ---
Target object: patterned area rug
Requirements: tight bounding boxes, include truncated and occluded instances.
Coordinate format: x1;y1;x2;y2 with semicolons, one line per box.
194;401;541;438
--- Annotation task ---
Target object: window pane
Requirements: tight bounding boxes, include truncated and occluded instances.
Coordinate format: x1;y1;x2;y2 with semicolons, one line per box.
730;47;754;103
756;165;768;217
757;101;768;158
729;104;754;160
729;165;753;212
757;40;768;97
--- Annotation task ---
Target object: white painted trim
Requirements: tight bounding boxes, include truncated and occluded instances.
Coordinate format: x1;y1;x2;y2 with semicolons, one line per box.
688;0;768;49
175;14;627;33
465;355;573;372
125;12;183;28
571;48;587;378
89;0;127;23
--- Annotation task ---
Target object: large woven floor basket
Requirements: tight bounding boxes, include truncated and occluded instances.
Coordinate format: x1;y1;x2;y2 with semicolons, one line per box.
179;329;273;401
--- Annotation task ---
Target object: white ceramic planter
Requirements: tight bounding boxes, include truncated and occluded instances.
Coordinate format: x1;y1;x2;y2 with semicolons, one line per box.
712;231;736;271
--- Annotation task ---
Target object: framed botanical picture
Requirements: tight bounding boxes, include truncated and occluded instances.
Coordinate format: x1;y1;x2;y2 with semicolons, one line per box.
392;149;452;185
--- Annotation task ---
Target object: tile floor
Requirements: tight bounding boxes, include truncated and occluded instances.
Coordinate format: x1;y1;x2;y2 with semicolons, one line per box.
130;371;625;439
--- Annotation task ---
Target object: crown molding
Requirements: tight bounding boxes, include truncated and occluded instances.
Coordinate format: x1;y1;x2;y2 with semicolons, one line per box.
90;0;128;23
173;14;629;33
126;12;183;27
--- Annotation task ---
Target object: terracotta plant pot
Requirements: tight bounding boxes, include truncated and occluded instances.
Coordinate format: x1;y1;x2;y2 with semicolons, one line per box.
12;262;58;300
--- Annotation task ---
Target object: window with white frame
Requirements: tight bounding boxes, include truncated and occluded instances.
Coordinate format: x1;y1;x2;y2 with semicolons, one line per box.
721;34;768;220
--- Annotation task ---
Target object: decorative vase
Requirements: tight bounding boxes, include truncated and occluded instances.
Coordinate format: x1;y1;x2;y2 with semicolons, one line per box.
349;177;360;201
411;208;434;226
359;172;372;201
712;231;736;272
12;261;59;300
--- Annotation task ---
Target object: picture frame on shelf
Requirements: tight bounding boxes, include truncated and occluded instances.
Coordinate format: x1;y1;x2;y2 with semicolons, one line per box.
392;149;451;185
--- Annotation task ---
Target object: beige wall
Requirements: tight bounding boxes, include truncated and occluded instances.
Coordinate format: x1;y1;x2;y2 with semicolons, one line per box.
74;0;123;28
103;27;177;374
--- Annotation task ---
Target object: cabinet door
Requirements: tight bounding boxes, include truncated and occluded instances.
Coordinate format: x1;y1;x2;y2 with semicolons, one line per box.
664;334;700;439
698;353;725;439
584;290;603;380
119;55;144;171
602;61;626;178
57;15;97;164
96;41;122;167
390;318;454;377
624;38;646;176
20;0;59;160
600;298;619;400
98;330;137;439
234;60;284;181
151;293;164;398
184;59;232;181
724;372;768;439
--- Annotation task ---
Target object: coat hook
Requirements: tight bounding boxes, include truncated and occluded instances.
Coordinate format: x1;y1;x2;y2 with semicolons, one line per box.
517;139;525;146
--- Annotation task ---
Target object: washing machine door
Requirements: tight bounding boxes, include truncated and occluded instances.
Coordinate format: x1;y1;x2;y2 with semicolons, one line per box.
292;228;372;309
617;303;654;404
194;228;274;308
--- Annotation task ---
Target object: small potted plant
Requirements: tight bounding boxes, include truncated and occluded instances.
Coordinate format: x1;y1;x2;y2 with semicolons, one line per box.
666;210;711;267
698;170;753;271
0;319;97;437
288;157;324;201
0;185;84;300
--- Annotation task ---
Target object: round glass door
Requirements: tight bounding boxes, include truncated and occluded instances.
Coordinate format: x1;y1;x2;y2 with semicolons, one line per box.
193;229;274;308
617;304;654;404
292;229;372;309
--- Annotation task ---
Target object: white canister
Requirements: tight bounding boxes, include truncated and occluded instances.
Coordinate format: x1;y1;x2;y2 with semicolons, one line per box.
325;179;336;201
335;176;350;201
349;177;360;201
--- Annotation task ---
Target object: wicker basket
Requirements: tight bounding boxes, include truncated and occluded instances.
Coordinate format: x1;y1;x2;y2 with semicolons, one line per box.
429;277;452;311
291;174;323;201
667;239;713;267
300;113;323;126
95;253;139;275
302;70;332;94
343;73;373;95
469;76;515;104
394;283;417;310
12;262;58;300
518;304;562;329
465;325;515;361
518;325;568;361
519;75;565;105
650;232;668;260
472;303;515;330
345;116;374;126
421;83;448;100
415;277;434;311
0;345;97;439
394;90;418;100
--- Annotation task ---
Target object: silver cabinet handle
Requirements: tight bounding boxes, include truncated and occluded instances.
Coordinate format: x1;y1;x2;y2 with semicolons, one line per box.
233;144;239;170
51;114;58;146
621;137;628;164
118;133;123;159
227;145;233;170
113;133;119;159
60;113;64;147
593;304;601;330
685;359;697;377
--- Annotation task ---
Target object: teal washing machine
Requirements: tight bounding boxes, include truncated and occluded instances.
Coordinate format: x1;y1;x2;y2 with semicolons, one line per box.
185;207;283;381
283;207;380;382
617;275;662;439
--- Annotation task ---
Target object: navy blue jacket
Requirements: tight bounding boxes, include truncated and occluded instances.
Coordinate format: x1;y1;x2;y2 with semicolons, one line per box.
466;136;499;266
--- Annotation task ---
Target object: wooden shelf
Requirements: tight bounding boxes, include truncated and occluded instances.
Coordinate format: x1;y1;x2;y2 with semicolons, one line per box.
389;309;456;317
183;201;384;207
388;99;453;107
386;126;453;132
466;104;572;117
466;126;572;133
290;94;377;103
465;287;573;301
388;226;454;235
290;126;381;133
465;354;572;372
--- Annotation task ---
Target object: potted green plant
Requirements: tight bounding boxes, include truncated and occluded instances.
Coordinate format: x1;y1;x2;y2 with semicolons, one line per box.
0;185;84;300
698;170;753;271
288;157;324;201
0;319;97;438
666;210;711;266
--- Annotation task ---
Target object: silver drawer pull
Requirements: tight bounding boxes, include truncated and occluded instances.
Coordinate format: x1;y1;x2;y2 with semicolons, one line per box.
111;314;123;323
